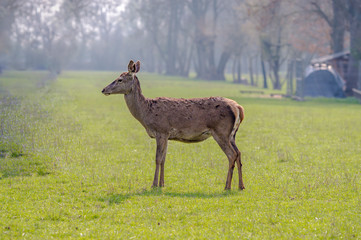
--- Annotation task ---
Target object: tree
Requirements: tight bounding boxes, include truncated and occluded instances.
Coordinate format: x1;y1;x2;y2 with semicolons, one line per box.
247;0;292;89
129;0;193;75
0;0;24;72
187;0;232;80
307;0;346;53
60;0;92;69
225;1;259;85
345;0;361;93
10;0;76;73
307;0;361;94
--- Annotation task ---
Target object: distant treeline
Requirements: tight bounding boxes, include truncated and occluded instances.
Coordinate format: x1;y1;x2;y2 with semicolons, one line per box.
0;0;360;92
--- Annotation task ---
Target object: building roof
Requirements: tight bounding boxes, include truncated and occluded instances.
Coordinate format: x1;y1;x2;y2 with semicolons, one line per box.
311;50;350;64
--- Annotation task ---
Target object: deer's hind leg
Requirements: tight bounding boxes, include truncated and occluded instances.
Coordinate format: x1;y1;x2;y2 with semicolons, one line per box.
231;137;245;190
212;130;238;190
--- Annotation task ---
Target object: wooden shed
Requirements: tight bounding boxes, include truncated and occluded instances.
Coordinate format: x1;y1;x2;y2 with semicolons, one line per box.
298;51;351;98
310;50;350;82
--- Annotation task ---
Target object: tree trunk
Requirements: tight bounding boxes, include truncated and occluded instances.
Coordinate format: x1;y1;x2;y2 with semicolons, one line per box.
190;0;209;79
165;0;180;75
272;66;281;90
237;57;241;83
232;56;242;83
287;60;294;95
249;56;254;86
189;0;227;80
232;57;236;82
261;57;268;88
331;0;345;53
216;51;231;81
345;1;361;95
195;35;207;79
256;55;260;87
183;43;194;77
271;31;282;90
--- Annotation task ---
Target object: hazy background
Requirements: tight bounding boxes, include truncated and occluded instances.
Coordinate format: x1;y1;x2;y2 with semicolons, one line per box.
1;0;360;93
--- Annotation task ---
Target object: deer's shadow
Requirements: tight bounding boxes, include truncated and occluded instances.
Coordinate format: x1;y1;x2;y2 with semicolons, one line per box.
100;188;240;205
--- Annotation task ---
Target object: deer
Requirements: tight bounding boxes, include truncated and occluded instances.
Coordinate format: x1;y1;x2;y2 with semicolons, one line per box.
101;60;245;190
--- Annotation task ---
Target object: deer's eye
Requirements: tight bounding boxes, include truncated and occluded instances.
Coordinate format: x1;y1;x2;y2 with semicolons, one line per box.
117;79;122;82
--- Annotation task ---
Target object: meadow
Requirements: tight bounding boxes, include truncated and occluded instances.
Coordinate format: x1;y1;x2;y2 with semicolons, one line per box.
0;70;360;239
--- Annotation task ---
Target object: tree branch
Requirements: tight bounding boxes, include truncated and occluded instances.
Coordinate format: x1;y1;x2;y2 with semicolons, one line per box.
310;1;332;27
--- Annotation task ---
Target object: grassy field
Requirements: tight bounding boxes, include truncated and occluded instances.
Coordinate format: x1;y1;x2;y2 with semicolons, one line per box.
0;70;360;239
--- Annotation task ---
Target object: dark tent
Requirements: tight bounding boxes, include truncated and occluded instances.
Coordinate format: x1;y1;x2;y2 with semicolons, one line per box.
303;69;345;98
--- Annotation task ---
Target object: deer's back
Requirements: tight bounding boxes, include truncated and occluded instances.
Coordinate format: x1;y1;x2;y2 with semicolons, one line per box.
143;96;240;141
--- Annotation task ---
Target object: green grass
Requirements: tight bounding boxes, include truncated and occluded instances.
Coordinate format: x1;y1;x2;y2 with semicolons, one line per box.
0;70;360;239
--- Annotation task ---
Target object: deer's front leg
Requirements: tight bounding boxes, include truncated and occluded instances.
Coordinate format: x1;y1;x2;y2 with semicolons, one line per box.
152;134;168;188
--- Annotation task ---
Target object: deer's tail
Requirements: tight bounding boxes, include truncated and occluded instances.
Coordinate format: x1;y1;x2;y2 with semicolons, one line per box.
230;105;244;140
238;105;245;124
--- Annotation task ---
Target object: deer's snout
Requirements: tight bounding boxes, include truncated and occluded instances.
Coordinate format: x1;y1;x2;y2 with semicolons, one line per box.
101;88;110;96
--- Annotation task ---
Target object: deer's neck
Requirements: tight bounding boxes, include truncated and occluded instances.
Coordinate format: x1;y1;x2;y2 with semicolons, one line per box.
124;76;148;125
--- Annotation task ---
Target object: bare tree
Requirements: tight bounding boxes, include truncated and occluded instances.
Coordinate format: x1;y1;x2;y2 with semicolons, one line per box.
247;0;292;89
130;0;193;76
187;0;232;80
0;0;24;72
11;0;77;73
306;0;361;94
306;0;346;54
345;0;361;93
60;0;92;69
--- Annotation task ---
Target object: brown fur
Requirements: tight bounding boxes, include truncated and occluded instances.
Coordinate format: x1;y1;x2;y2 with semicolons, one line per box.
102;60;245;190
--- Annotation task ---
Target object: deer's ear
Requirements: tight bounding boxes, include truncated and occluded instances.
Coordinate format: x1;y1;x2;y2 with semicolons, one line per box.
128;60;135;73
134;61;140;73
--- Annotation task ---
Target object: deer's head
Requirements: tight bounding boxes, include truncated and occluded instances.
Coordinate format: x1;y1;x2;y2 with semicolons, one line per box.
102;60;140;95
